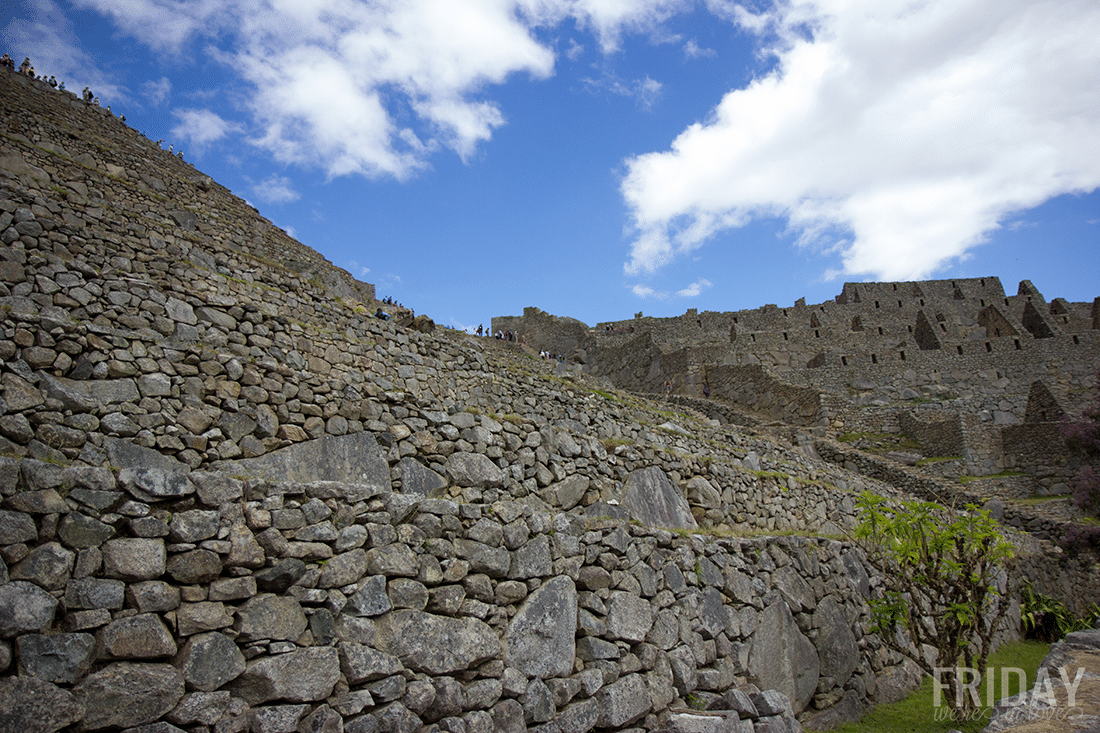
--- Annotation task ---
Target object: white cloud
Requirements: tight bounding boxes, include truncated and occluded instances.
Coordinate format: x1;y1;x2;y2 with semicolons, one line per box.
170;108;240;149
683;39;715;58
632;284;668;299
583;72;663;109
347;261;371;280
143;77;171;105
3;0;126;101
621;0;1100;281
677;278;712;297
74;0;689;180
251;174;300;205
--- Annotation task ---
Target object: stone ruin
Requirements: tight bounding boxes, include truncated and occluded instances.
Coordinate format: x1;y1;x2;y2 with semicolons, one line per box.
1;60;1098;733
495;275;1099;498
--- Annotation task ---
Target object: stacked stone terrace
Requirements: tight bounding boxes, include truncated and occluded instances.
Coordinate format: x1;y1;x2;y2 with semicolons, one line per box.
2;62;1099;733
495;273;1099;493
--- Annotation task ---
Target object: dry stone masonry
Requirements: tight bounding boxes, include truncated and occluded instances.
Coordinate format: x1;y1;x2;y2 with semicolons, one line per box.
1;60;1099;733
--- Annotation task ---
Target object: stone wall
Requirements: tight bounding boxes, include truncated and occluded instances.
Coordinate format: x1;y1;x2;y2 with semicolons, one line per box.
0;443;917;733
2;61;1098;733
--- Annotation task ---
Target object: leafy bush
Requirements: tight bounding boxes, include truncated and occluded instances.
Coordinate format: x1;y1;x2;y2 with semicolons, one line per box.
1021;582;1100;641
1058;523;1100;563
854;492;1015;714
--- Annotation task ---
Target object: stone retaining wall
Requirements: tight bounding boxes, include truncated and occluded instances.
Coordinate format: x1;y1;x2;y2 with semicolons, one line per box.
0;442;921;733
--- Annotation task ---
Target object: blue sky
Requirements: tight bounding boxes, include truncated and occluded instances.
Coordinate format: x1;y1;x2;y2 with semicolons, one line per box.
3;0;1098;331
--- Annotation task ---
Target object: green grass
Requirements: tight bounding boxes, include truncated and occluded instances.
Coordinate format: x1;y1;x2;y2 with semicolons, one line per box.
832;640;1049;733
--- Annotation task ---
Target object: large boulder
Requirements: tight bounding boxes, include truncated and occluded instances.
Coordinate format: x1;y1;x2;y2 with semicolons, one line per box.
445;452;503;488
0;676;84;733
813;596;859;688
230;647;340;705
374;609;499;675
504;575;577;678
225;432;390;496
747;601;820;713
618;466;697;530
73;662;185;730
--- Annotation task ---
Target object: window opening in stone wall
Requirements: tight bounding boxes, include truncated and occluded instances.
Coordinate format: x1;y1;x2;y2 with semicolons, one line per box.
783;332;788;340
940;324;947;331
957;345;963;355
900;351;906;360
920;299;925;306
698;320;702;327
1074;335;1080;344
1014;338;1021;350
981;278;985;287
985;342;992;352
815;330;820;337
841;356;848;366
898;300;903;308
871;353;877;363
878;327;883;335
1005;298;1010;306
1064;316;1069;323
783;309;787;316
980;299;985;306
733;317;738;323
751;334;756;342
875;301;880;309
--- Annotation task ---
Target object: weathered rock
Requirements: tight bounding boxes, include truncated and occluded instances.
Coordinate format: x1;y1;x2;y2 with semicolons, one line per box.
58;512;115;549
317;548;368;588
228;432;390;495
0;676;84;733
606;590;655;643
11;541;75;589
595;673;651;728
231;647;341;705
234;594;308;642
618;466;697;530
0;509;37;544
0;580;58;637
813;595;859;688
66;577;126;610
73;662;185;730
175;632;247;692
118;467;195;500
15;632;96;684
338;642;404;685
539;475;589;510
397;457;447;497
504;575;577;678
102;538;166;580
747;601;819;713
166;549;223;584
373;609;499;675
98;613;178;659
445;452;503;488
166;690;232;726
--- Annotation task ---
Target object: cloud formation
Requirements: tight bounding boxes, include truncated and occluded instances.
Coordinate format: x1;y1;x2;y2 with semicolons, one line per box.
251;174;300;205
621;0;1100;281
74;0;683;180
170;108;241;150
3;0;127;101
677;278;712;297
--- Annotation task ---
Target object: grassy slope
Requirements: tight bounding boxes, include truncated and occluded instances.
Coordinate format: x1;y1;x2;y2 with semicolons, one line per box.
832;640;1050;733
